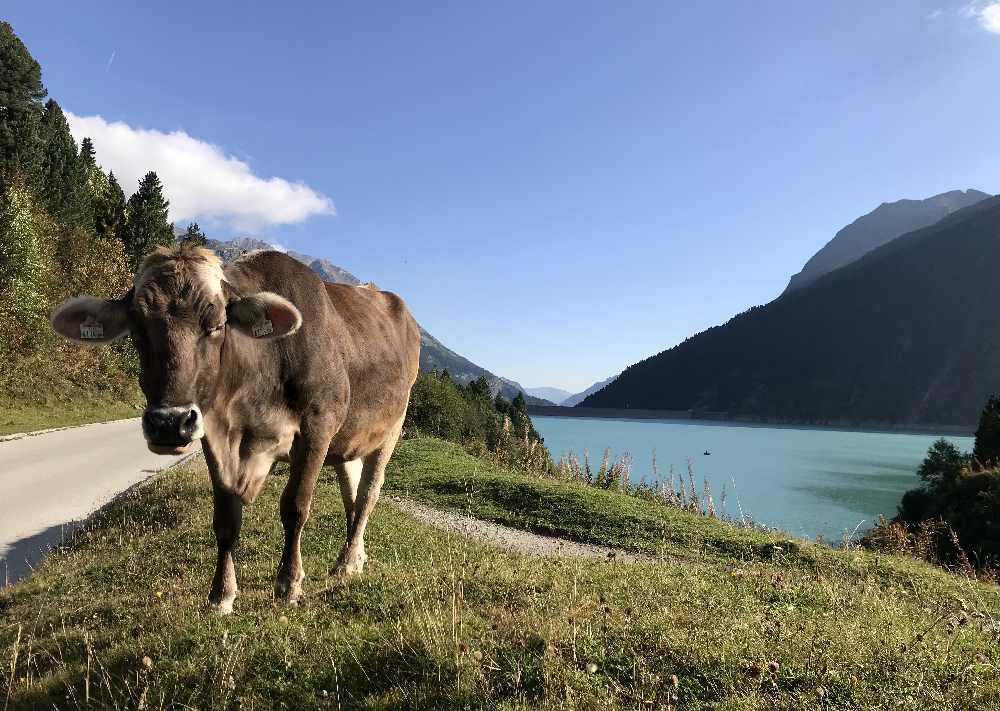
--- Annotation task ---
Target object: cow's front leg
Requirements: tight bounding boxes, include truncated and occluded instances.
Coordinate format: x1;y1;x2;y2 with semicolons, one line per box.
274;435;330;604
208;488;243;615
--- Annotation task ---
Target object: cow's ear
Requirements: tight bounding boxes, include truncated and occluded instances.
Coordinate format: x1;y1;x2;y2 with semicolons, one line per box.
51;296;130;345
227;292;302;340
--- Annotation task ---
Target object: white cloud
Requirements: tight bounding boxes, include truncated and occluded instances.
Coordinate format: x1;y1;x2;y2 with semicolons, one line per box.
66;112;335;230
926;8;944;20
959;1;980;18
979;1;1000;31
955;1;1000;32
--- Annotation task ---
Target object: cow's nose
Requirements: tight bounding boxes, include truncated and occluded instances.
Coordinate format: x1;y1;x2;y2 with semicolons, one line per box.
179;407;202;440
142;405;203;446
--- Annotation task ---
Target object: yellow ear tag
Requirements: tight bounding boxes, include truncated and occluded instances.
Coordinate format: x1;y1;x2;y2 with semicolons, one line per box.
252;319;273;338
80;316;104;340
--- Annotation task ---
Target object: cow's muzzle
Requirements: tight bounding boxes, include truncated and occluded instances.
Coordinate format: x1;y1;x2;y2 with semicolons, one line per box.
142;404;204;455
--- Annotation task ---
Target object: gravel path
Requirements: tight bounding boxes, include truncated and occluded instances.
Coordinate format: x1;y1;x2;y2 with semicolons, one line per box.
389;496;654;562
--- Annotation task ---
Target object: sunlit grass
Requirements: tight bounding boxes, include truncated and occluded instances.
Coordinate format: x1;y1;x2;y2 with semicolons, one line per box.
2;436;1000;709
0;401;142;437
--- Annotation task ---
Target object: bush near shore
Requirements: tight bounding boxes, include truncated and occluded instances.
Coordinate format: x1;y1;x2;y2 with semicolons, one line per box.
864;395;1000;579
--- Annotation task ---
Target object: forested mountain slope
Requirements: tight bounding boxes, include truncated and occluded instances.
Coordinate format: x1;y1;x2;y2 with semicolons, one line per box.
582;196;1000;426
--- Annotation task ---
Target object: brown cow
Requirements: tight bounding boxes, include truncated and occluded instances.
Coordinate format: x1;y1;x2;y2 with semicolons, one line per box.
51;245;420;614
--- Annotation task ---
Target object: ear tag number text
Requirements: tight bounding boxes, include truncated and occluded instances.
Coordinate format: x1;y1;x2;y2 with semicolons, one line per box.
252;319;274;338
80;318;104;340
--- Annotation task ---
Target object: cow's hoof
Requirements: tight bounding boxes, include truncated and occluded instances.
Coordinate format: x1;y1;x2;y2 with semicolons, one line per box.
330;551;368;579
274;576;304;605
207;597;235;616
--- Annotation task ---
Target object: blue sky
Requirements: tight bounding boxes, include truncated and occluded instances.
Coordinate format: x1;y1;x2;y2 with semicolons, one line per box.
8;1;1000;392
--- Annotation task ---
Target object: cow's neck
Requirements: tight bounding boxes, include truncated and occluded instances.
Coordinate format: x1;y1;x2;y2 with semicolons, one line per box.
200;328;293;501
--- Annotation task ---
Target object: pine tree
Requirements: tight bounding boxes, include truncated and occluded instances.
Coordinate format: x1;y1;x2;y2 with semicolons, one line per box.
37;99;88;228
122;171;174;271
973;395;1000;467
78;137;95;167
917;438;967;493
0;22;47;184
94;171;126;241
180;222;207;246
466;376;492;401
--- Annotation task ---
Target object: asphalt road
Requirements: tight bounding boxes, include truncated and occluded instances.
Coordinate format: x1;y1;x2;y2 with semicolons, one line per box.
0;418;188;586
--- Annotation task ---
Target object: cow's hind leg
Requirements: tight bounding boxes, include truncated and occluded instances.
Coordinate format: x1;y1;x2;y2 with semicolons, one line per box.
332;458;362;537
331;416;404;579
274;427;334;604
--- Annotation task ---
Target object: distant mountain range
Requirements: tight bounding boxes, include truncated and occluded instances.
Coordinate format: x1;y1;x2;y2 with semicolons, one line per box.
562;375;619;406
205;238;551;405
784;189;990;293
526;376;620;406
525;387;573;404
582;191;1000;426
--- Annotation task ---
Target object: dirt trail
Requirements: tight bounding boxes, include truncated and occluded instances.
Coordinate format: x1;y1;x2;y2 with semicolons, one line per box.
389;496;655;562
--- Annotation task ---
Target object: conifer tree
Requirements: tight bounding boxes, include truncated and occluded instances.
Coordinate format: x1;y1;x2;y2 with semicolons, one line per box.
0;22;47;184
94;171;126;241
122;171;174;271
180;221;207;246
37;99;88;227
973;395;1000;467
78;137;95;167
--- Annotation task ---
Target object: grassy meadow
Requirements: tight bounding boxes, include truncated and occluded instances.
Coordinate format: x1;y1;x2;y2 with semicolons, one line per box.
2;436;1000;710
0;349;142;436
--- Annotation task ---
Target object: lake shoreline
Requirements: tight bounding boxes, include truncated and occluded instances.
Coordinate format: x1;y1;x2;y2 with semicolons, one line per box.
529;414;974;542
527;405;974;438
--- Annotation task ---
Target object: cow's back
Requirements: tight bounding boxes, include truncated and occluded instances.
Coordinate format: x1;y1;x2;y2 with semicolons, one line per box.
223;251;419;459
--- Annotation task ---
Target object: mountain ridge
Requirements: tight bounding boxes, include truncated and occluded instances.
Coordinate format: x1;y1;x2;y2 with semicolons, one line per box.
581;194;1000;425
204;238;552;405
525;387;573;404
784;188;990;293
564;375;619;407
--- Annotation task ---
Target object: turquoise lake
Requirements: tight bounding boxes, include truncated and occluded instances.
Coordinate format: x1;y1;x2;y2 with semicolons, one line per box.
531;416;973;542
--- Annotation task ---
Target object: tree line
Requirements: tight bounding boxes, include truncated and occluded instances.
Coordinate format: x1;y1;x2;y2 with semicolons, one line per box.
0;22;204;411
405;370;552;474
864;396;1000;577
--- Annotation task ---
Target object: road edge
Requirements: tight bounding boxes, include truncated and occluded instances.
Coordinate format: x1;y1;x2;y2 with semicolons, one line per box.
0;450;202;588
0;416;143;444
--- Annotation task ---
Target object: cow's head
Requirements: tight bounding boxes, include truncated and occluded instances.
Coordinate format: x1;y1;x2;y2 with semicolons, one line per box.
51;246;302;454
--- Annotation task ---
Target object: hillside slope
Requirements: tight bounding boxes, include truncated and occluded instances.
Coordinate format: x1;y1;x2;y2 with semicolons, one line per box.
785;188;990;293
3;437;997;709
206;239;549;404
582;196;1000;426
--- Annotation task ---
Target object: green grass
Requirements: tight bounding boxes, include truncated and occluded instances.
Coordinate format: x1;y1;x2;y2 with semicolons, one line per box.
0;400;142;436
0;347;142;436
3;436;1000;709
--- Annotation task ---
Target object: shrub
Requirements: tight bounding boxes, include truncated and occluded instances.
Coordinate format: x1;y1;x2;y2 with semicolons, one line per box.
404;371;551;475
875;398;1000;574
